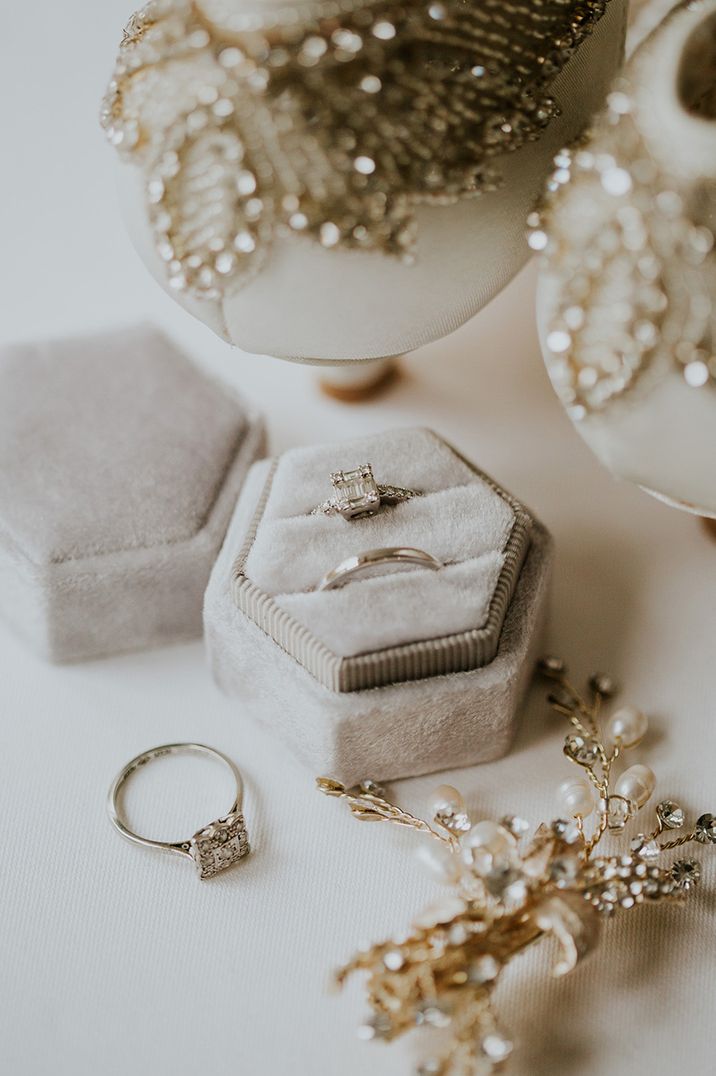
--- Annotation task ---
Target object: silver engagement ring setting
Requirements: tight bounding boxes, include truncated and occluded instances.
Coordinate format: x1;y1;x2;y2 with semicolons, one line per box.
312;463;419;520
108;743;250;880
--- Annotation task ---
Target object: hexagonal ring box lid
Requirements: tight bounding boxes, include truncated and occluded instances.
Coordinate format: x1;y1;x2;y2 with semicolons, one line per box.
229;428;538;693
0;324;265;662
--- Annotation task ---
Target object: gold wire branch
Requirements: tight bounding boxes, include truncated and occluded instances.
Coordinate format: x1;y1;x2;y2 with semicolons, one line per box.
317;658;715;1074
316;778;455;846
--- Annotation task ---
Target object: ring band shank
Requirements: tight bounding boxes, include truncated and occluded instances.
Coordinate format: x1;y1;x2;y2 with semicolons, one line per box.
107;743;243;858
318;546;442;591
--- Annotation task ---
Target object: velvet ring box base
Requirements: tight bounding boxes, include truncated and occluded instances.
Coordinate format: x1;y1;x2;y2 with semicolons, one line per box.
0;325;266;662
205;428;553;782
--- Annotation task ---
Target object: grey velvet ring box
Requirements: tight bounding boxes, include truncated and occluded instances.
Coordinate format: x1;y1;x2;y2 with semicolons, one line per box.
0;325;265;662
205;428;553;783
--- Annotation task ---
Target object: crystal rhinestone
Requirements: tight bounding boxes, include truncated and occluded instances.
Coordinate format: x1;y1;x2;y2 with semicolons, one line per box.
484;865;525;901
354;155;376;175
234;231;256;254
434;807;471;834
656;801;684;830
695;814;716;844
588;672;618;698
551;818;581;845
500;815;530;838
671;860;701;891
482;1032;513;1062
606;795;633;832
564;734;599;767
360;75;381;94
550;854;580;887
630;835;659;860
372;20;396;40
189;813;250;879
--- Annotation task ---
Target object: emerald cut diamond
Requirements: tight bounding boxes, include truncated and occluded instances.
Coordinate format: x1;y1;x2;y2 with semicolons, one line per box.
330;464;381;518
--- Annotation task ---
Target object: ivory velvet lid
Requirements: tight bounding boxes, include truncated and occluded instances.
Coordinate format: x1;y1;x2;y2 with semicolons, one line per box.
0;324;265;661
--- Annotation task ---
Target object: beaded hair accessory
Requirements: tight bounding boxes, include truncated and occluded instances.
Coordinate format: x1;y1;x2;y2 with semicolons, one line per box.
102;0;610;300
318;658;715;1075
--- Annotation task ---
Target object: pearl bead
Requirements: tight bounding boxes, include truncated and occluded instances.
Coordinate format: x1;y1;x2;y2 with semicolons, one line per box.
461;820;516;875
557;777;594;817
426;784;465;819
414;842;461;885
615;763;656;808
607;705;648;747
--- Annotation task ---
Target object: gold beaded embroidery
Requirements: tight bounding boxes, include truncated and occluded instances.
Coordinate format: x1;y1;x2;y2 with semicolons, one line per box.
102;0;610;300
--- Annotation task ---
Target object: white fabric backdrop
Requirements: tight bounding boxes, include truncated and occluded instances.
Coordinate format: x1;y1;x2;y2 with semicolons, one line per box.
1;3;715;1075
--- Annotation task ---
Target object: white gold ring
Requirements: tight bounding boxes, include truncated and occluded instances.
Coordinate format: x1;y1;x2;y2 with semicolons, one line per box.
107;743;250;880
312;463;419;520
317;547;442;591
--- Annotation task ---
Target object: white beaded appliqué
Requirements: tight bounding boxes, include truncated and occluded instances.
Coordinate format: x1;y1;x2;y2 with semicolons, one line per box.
102;0;610;300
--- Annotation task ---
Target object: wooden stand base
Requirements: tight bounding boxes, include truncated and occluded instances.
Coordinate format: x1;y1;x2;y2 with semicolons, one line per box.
318;357;401;402
703;517;716;541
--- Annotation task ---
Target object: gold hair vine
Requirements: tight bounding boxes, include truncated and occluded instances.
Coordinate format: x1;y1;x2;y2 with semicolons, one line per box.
317;658;715;1075
102;0;610;301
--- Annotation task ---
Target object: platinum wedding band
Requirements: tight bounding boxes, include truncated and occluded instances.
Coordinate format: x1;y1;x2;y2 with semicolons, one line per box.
317;547;442;591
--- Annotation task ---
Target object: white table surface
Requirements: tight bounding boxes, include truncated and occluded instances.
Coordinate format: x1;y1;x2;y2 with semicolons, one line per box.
1;4;715;1075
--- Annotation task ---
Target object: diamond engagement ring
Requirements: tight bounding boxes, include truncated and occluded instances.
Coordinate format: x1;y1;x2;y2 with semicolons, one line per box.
108;743;250;880
312;464;420;520
318;547;442;591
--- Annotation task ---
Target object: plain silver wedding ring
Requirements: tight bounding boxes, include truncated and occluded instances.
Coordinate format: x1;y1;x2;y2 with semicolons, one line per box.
317;547;442;591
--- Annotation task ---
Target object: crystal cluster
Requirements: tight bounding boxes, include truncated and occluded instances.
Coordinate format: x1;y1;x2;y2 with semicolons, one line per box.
101;0;610;300
317;659;714;1074
189;810;249;879
530;63;716;417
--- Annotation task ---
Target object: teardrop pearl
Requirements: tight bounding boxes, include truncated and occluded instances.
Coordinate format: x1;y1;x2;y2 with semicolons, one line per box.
426;784;465;819
615;763;656;808
557;777;594;817
607;705;648;748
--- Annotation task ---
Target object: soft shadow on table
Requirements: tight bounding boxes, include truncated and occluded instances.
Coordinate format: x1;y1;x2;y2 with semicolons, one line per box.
500;899;699;1076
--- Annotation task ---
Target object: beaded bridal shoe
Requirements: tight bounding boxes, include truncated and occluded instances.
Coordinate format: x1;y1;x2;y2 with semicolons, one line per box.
534;0;716;517
102;0;628;362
